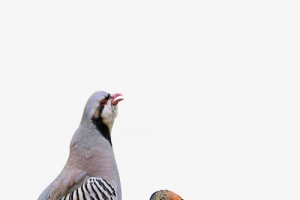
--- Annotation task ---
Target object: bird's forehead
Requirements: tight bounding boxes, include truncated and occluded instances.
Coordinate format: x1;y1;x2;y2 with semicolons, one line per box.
84;91;110;112
90;91;110;101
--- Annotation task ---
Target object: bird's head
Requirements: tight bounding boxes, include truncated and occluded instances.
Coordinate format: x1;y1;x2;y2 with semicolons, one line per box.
149;190;183;200
81;91;124;144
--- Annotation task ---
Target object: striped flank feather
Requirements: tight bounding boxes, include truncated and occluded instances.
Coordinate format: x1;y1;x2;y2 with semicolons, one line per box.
61;177;116;200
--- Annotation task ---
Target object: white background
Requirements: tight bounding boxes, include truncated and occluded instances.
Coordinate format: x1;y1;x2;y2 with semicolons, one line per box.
0;0;299;199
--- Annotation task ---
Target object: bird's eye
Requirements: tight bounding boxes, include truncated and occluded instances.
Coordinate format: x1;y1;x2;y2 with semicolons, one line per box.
100;100;107;106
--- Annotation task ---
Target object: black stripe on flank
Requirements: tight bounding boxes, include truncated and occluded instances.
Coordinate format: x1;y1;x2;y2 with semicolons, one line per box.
84;182;90;197
81;183;87;200
94;181;109;200
82;182;90;199
91;106;112;146
90;182;100;200
69;190;74;200
76;188;79;200
102;179;116;196
96;179;113;197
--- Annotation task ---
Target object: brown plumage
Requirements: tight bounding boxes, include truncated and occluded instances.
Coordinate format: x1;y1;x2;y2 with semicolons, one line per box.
149;190;183;200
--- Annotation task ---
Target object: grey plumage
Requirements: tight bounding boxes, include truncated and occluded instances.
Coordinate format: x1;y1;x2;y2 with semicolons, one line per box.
38;91;124;200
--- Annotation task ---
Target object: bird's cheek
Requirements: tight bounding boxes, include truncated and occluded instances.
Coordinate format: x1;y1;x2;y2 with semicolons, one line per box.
113;110;118;118
101;109;113;121
93;109;99;119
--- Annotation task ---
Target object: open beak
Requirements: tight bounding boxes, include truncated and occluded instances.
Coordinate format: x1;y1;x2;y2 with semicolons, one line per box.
111;93;124;105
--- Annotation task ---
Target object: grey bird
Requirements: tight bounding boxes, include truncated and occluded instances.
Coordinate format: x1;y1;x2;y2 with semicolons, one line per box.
38;91;124;200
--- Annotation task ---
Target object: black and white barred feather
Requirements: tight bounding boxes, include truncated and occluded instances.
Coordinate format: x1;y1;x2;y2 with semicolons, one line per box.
61;177;116;200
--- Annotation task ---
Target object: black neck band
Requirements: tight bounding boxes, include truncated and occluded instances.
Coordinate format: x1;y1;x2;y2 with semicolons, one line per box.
91;106;112;146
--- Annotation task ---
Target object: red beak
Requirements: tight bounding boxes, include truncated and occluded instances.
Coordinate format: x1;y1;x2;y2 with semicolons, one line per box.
111;93;124;105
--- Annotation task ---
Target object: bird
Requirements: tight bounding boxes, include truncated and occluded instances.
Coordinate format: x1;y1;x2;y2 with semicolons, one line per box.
38;91;124;200
149;190;183;200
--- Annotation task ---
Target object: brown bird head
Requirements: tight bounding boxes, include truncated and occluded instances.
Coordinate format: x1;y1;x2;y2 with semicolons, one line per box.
149;190;183;200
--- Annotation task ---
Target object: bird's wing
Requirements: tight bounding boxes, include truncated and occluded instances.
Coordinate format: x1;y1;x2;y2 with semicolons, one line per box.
61;177;116;200
39;168;88;200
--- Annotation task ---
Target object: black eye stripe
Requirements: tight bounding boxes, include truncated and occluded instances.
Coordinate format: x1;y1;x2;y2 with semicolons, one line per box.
104;94;110;100
100;94;110;106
